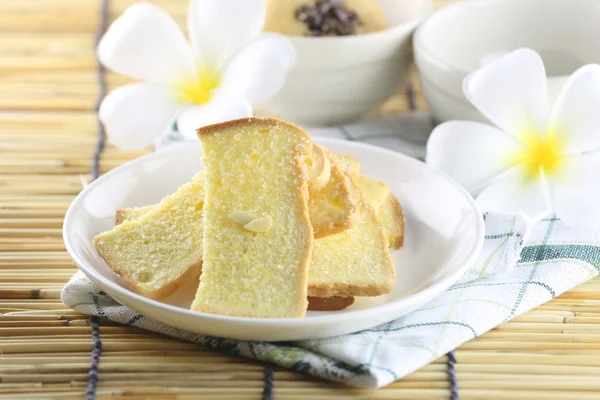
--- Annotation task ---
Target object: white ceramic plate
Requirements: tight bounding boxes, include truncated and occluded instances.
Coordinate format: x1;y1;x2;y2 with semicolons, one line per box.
64;138;484;341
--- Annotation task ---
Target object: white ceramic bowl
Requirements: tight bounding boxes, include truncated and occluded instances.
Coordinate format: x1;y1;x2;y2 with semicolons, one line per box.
63;138;484;341
414;0;600;124
259;0;433;125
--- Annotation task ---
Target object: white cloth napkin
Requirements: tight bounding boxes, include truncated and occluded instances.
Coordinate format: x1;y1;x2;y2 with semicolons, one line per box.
62;113;600;388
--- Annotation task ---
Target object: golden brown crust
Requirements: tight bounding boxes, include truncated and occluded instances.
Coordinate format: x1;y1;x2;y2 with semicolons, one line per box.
196;117;308;138
313;216;356;239
292;145;314;317
114;209;126;226
308;280;394;298
307;296;355;311
385;194;405;249
307;144;331;192
329;151;360;178
310;164;358;239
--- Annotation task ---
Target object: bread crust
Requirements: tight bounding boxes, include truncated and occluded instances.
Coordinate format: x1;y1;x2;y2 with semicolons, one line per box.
194;117;314;318
195;116;305;137
307;144;331;192
307;296;355;311
310;165;358;239
293;145;314;317
386;194;405;249
329;151;360;177
114;209;126;226
308;278;394;298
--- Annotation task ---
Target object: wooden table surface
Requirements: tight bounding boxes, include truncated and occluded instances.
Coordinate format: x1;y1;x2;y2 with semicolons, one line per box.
1;0;600;399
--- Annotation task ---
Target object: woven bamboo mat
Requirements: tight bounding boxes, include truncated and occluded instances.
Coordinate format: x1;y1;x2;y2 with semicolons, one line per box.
1;0;600;399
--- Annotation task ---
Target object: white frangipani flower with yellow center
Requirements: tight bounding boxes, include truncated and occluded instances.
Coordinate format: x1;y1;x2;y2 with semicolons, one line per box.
97;0;295;150
427;49;600;229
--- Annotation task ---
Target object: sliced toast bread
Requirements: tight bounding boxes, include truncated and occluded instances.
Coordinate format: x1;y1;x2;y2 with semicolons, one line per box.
109;142;402;307
117;171;403;250
93;173;204;300
329;152;360;177
115;209;347;312
112;178;401;307
309;164;357;238
308;176;396;298
357;175;404;249
358;175;390;211
118;165;355;241
113;172;403;309
379;194;405;249
192;117;314;318
306;144;331;192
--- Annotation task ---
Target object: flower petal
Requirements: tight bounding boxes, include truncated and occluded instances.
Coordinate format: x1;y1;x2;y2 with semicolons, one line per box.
426;121;522;193
476;164;552;220
177;95;253;139
549;64;600;153
188;0;265;71
99;83;179;150
464;48;549;137
547;153;600;229
220;33;295;103
98;3;195;84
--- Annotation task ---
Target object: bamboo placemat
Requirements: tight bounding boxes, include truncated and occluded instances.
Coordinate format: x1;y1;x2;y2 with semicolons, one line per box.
1;0;600;399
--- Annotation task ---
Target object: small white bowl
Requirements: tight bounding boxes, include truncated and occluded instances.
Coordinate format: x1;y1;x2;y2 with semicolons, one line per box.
414;0;600;124
259;0;433;125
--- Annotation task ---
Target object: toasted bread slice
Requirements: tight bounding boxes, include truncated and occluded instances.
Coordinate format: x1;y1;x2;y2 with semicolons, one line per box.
114;182;400;303
118;172;404;251
357;175;404;248
306;144;331;192
93;173;204;300
379;194;405;249
309;164;358;238
358;175;390;211
329;152;360;177
308;176;396;298
119;161;354;241
192;118;313;318
115;209;358;312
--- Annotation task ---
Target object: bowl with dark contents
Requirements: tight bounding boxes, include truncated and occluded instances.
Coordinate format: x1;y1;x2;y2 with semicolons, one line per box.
258;0;433;125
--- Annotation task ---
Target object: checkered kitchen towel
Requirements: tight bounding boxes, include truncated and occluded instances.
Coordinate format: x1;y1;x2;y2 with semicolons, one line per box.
62;113;600;388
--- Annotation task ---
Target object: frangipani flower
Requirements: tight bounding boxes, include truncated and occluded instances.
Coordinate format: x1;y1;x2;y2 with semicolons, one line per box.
98;0;295;150
427;49;600;229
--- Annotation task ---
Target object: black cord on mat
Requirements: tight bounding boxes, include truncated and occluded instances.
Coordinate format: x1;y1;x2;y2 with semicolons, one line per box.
262;366;274;400
86;1;110;399
407;80;458;399
86;316;103;400
447;351;459;400
91;0;109;181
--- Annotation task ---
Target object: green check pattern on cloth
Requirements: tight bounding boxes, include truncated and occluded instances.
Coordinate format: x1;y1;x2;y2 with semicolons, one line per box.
62;114;600;388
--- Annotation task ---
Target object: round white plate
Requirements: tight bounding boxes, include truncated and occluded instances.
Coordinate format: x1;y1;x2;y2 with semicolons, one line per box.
64;138;484;341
